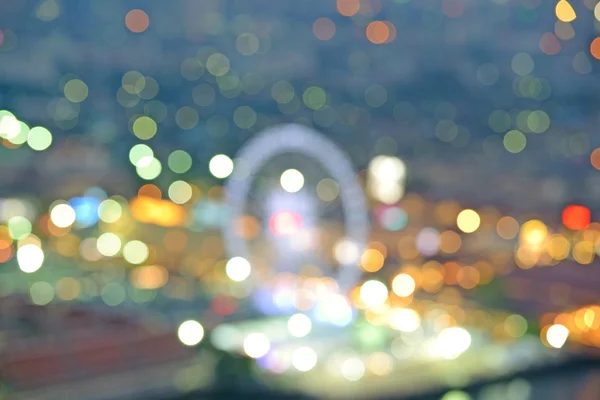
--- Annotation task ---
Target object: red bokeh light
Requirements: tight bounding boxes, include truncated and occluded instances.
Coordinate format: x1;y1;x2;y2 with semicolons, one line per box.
562;205;591;230
269;211;303;237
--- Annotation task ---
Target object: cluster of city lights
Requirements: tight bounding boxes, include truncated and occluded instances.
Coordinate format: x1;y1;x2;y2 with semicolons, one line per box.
0;110;52;151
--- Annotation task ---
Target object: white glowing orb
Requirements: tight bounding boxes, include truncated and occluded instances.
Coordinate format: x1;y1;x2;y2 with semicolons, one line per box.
287;313;312;338
437;327;472;359
292;346;318;372
225;256;251;282
280;169;305;193
360;280;388;307
389;308;421;332
123;240;149;264
367;156;407;204
209;154;234;179
316;293;354;326
546;324;569;349
178;320;205;346
243;332;271;358
333;238;360;265
371;183;404;205
0;115;20;139
50;203;76;228
341;357;365;381
17;244;44;273
369;156;406;182
96;232;122;257
392;273;416;297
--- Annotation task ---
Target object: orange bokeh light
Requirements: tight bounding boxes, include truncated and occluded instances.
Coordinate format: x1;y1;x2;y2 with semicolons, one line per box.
591;37;600;60
0;245;13;263
591;148;600;170
138;184;161;199
130;196;185;227
337;0;360;17
125;9;150;34
366;21;390;44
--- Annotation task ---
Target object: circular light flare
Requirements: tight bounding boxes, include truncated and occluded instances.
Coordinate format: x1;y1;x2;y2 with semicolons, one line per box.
125;9;150;33
243;333;271;358
96;232;122;257
392;274;416;297
368;156;406;182
27;126;52;151
291;346;318;372
17;244;44;273
0;114;20;139
209;154;234;179
333;238;360;265
456;209;480;233
388;308;421;332
546;324;569;349
50;203;76;228
437;327;472;359
123;240;149;264
280;169;305;193
178;320;204;346
360;280;388;307
168;180;193;204
98;199;123;223
341;357;365;381
225;256;251;282
287;313;312;338
520;220;548;246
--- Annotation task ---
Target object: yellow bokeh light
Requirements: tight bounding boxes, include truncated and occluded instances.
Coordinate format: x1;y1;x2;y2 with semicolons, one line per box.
556;0;576;23
132;116;157;140
98;199;123;223
123;240;149;264
168;180;193;204
456;209;480;233
63;79;89;103
96;232;122;257
573;241;594;264
547;234;570;260
520;220;547;246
